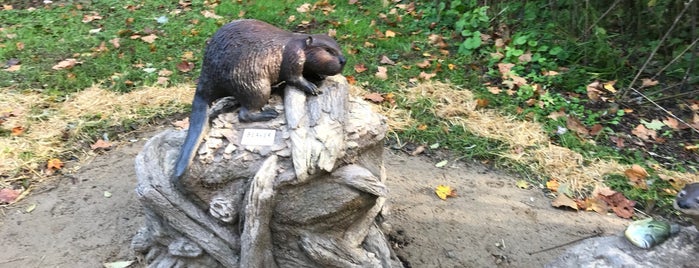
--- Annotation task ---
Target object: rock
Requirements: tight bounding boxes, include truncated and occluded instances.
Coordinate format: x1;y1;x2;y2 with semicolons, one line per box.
546;226;698;268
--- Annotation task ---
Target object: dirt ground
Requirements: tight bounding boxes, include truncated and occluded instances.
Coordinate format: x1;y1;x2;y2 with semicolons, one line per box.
0;128;629;267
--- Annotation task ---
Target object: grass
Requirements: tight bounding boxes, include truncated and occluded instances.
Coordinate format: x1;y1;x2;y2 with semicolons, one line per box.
1;1;698;220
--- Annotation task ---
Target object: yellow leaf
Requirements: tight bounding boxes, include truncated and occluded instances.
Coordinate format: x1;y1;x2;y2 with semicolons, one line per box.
435;185;456;200
603;81;616;93
546;179;559;192
515;180;529;189
47;158;64;170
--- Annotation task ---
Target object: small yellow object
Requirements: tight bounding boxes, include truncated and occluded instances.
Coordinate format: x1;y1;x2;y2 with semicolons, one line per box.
435;185;456;200
516;180;529;189
603;82;616;93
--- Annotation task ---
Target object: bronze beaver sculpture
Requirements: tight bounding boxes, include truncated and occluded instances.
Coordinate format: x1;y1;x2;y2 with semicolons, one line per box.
675;182;699;229
173;19;346;189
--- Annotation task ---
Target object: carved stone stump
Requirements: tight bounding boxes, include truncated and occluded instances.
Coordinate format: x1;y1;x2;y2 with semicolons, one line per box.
132;76;402;267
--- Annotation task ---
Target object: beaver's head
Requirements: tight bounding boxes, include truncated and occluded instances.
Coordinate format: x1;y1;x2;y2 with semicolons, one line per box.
303;34;346;79
676;183;699;211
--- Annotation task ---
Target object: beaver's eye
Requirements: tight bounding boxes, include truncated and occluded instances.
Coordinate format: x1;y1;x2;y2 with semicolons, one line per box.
677;191;686;198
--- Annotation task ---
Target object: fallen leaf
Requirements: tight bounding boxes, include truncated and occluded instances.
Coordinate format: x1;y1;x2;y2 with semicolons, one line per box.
418;71;436;80
0;188;21;204
589;124;603;136
662;117;679;130
157;76;169;85
417;124;427;131
11;126;24;136
201;10;222;19
631;124;657;141
82;12;102;23
296;3;311;13
379;55;395;65
176;61;194;72
497;63;514;76
103;261;135;268
586;81;603;101
354;64;367;73
158;69;173;76
640;78;659;88
415;60;430;69
435;160;448;168
598;192;635;218
602;80;616;93
363;92;384;103
476;98;489;108
108;38;120;48
641;119;665;131
624;164;648;189
542;70;559;76
375;66;388;80
52;58;81;70
546;179;560;192
26;203;36;213
566;116;589;135
410;145;426;156
516;180;529;189
487;86;501;94
173;118;189;129
435;185;456;200
385;30;396;38
577;196;609;214
551;194;578;210
47;158;64;170
547;110;566;120
91;139;113;150
141;34;158;43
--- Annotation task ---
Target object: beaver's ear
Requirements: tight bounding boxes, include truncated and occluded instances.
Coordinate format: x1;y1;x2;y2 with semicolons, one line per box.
305;36;313;46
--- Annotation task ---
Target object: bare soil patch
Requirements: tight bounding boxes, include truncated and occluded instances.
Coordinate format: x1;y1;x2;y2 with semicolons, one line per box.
0;127;629;267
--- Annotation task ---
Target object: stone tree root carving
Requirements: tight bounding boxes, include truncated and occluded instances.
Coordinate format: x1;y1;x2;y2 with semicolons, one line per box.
132;75;404;267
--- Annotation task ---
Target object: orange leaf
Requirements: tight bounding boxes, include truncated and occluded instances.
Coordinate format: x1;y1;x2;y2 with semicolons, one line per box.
546;179;560;192
416;124;427;131
476;98;489;108
354;64;367;73
11;126;24;136
345;75;356;85
624;164;648;189
47;158;64;170
435;185;456;200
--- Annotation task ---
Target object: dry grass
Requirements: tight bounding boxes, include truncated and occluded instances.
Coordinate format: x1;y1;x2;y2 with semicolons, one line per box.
372;81;695;195
0;85;194;187
2;81;697;198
